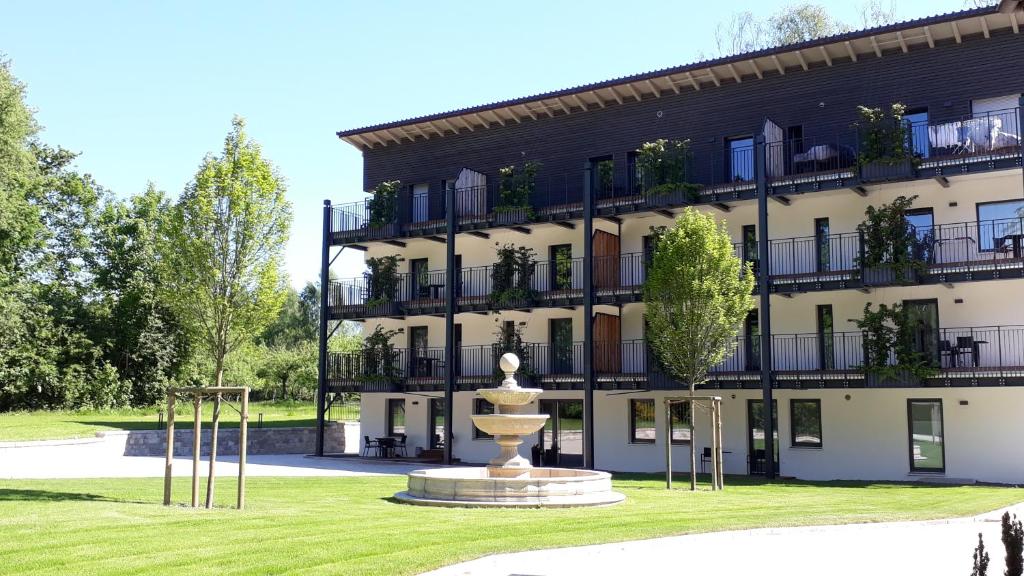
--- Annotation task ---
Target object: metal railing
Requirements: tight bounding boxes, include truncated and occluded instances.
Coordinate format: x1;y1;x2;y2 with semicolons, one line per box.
765;132;859;184
907;107;1021;164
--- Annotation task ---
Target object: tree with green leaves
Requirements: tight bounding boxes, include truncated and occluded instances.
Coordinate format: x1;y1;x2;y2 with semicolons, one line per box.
160;116;292;389
643;208;755;490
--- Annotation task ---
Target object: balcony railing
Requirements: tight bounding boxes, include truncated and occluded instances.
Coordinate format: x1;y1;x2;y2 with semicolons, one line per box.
328;326;1024;390
908;107;1021;167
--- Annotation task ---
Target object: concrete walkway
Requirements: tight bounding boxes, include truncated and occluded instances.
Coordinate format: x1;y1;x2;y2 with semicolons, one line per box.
0;435;432;479
422;503;1024;576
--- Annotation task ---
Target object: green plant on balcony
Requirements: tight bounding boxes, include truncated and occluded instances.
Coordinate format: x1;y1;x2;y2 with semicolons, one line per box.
855;302;939;382
492;320;533;379
553;249;573;290
854;103;920;167
365;255;403;307
367;180;400;227
634;139;702;200
596;158;614;193
357;325;403;385
489;243;537;307
855;195;930;284
494;161;540;218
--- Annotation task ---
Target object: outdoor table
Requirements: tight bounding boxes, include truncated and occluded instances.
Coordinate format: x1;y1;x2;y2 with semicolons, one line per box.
950;340;988;367
376;437;396;458
997;234;1024;259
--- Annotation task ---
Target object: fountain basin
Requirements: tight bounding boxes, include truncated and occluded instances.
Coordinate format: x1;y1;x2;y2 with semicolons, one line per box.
395;467;626;508
476;387;543;407
470;413;548;437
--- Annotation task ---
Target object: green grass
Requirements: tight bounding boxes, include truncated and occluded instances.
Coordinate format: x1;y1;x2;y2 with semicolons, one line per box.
0;474;1019;575
0;401;337;442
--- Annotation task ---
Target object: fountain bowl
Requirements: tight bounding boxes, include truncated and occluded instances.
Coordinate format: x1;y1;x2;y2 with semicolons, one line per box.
470;413;548;437
395;467;626;508
476;387;543;407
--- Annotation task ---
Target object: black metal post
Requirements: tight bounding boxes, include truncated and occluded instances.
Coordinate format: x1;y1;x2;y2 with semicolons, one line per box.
582;163;596;470
443;182;456;465
315;199;331;456
754;135;776;479
1019;97;1023;196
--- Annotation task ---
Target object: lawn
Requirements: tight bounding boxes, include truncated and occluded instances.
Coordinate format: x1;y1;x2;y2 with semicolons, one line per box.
0;474;1019;575
0;401;340;442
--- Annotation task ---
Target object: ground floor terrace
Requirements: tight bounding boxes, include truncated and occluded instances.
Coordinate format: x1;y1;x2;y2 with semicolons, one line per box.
356;387;1024;485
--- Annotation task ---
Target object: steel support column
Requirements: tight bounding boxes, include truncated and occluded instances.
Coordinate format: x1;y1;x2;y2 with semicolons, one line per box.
443;182;457;465
1019;97;1023;195
315;200;331;456
583;164;596;470
754;135;776;479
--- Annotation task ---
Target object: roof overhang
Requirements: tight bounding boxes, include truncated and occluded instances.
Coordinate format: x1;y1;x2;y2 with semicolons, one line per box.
338;5;1021;151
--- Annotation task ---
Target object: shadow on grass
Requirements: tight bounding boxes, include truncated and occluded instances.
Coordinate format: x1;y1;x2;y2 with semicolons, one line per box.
71;419;318;432
611;473;989;489
0;488;148;504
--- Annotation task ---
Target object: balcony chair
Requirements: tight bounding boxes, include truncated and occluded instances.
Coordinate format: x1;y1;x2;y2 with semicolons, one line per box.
362;436;380;458
939;340;955;368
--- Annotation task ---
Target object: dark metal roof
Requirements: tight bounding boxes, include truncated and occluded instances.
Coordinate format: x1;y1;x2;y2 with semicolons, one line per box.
336;4;1006;141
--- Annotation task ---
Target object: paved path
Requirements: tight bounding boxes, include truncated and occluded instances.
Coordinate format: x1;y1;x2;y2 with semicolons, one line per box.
422;503;1024;576
0;436;430;479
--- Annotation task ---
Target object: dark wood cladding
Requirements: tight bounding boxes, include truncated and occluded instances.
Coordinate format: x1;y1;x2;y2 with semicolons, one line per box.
361;30;1024;196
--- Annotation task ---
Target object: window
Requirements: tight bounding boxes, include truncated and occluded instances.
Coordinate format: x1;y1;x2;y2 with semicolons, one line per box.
429;398;445;449
726;136;754;182
550;318;574;375
790;399;822;448
977;199;1024;252
473;398;494;440
549;244;573;291
411;183;429;223
744;309;760;371
670;401;691;445
814;218;830;273
629;399;656;444
908;399;945;473
817;305;835;371
387;399;406;437
902;108;929;159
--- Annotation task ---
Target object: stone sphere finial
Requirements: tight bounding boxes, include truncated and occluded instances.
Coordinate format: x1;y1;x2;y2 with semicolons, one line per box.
499;353;520;374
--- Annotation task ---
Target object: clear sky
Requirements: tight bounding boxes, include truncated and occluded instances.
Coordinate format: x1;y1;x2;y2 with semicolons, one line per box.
1;0;972;288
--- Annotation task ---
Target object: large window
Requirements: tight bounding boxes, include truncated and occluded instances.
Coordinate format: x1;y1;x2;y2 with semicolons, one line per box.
473;398;494;440
977;199;1024;252
790;399;822;448
386;399;406;437
629;399;656;444
908;399;945;473
670;401;691;445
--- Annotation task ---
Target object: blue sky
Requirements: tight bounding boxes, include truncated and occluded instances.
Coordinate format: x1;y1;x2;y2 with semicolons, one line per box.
1;0;972;288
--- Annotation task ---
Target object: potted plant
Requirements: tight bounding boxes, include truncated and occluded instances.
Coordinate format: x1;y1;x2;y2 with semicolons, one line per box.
633;139;702;204
488;243;537;307
855;302;939;386
365;255;403;313
357;325;404;390
493;161;539;225
856;195;926;286
854;103;919;182
366;180;400;232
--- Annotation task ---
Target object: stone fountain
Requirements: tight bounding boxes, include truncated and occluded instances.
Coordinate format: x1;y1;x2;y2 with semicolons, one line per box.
395;353;625;507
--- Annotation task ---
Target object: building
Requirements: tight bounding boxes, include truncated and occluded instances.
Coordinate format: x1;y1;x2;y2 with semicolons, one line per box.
317;1;1024;484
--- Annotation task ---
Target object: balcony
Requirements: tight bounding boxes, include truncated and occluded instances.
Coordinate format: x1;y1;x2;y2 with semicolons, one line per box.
326;326;1024;392
327;341;586;392
326;255;586;319
328;108;1022;246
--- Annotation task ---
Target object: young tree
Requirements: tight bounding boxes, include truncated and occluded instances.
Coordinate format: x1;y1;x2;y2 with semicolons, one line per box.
643;208;755;490
161;116;292;389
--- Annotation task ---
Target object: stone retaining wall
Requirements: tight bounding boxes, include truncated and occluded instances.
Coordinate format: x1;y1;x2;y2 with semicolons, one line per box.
107;423;347;456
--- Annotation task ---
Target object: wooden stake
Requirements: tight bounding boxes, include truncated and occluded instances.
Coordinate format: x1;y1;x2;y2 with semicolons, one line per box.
191;395;201;508
238;389;249;510
715;400;725;490
664;400;672;490
163;392;175;505
205;393;221;509
710;401;718;492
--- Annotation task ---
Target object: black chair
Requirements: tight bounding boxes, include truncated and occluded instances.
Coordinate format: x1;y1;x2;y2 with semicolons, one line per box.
362;435;380;458
748;449;765;475
955;336;975;367
939;340;955;368
700;447;713;474
394;434;408;457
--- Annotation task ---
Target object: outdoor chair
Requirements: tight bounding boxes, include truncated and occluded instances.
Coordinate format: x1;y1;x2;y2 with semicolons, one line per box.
362;435;380;458
700;447;713;474
939;340;955;368
394;434;408;457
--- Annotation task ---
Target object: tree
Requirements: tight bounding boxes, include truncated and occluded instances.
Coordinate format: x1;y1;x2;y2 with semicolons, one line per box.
1004;512;1024;576
256;342;317;400
643;208;755;490
160;116;292;389
972;533;990;576
262;285;318;347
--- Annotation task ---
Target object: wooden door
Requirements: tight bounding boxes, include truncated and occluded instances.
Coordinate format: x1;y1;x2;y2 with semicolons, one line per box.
593;230;620;289
593;313;621;374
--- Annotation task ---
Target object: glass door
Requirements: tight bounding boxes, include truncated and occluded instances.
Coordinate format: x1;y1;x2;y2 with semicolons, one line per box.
744;310;761;371
817;304;835;370
814;217;831;273
549;244;573;291
411;183;429;223
742;225;759;276
409;326;429;377
410;258;428;299
903;299;940;368
429;398;445;449
537;399;584;468
747;399;779;475
550;318;573;375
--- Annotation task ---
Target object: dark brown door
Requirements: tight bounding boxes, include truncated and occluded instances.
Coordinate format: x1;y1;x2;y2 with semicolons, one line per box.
593;230;620;289
593;313;621;374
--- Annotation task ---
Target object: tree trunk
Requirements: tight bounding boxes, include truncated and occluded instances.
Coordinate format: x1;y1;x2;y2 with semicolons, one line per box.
206;350;224;508
689;387;697;491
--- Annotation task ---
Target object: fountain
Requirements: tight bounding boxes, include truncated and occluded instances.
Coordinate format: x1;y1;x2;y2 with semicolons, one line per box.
394;353;625;507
